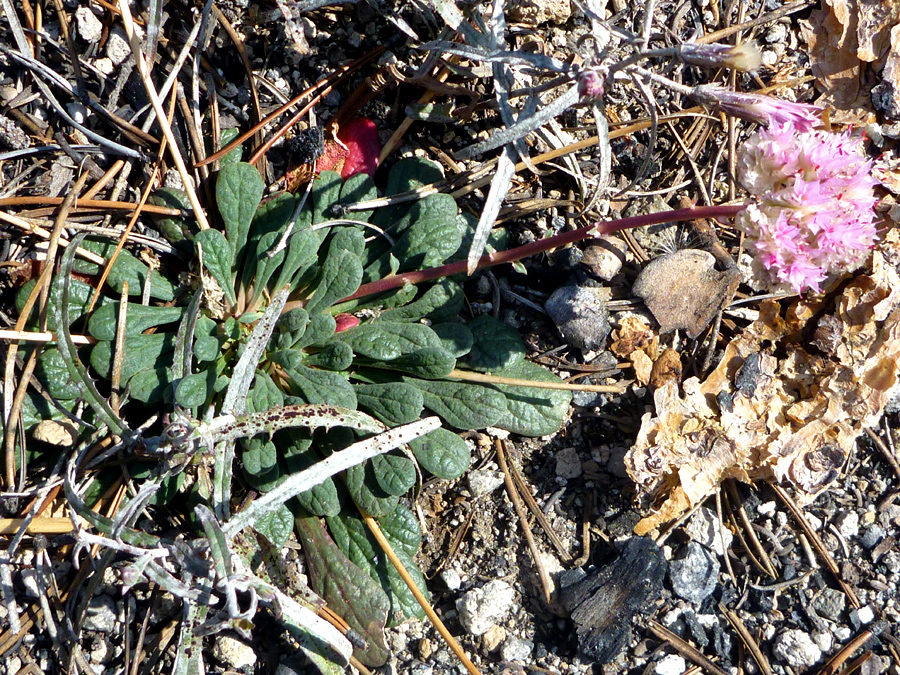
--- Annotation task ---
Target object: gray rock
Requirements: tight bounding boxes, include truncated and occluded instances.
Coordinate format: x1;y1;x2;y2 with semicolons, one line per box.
555;447;582;479
544;284;612;352
812;588;846;619
213;635;256;671
456;580;516;636
669;542;719;604
83;595;117;633
500;636;533;662
507;0;571;24
773;629;822;667
75;7;103;43
106;28;133;65
684;507;733;557
861;525;886;549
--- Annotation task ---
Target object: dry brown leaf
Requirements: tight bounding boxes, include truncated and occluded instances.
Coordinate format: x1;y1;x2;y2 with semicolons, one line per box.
857;0;900;62
800;0;864;111
626;230;900;533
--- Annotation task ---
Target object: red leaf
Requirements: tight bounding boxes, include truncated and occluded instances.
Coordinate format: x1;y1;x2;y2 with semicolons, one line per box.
337;117;380;179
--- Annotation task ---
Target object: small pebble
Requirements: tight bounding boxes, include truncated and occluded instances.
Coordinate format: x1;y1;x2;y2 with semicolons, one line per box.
555;447;582;479
669;542;719;604
439;568;461;591
834;511;859;539
106;27;133;66
83;595;118;633
75;7;103;43
482;624;506;652
857;606;875;624
684;506;733;557
861;525;886;549
456;580;516;636
500;636;533;662
544;284;612;352
212;635;256;671
467;469;505;497
655;654;687;675
773;629;822;668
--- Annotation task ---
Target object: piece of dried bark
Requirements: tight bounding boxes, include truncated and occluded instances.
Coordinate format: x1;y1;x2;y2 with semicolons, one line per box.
632;249;740;339
626;230;900;535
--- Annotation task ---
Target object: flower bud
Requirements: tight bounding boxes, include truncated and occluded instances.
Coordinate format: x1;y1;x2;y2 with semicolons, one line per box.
691;86;823;131
679;42;762;72
578;67;606;100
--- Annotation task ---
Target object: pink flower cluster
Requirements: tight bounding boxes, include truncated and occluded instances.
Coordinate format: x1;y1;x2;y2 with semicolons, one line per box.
736;123;879;293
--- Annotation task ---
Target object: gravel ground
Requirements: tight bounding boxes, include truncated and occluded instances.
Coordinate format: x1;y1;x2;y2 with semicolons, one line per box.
1;0;899;674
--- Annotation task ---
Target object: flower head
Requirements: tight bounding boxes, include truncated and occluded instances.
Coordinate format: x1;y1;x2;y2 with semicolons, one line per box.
737;124;879;293
692;86;823;131
680;42;762;72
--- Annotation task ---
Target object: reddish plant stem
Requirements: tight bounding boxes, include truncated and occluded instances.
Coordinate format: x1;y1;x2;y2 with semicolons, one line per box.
343;203;746;302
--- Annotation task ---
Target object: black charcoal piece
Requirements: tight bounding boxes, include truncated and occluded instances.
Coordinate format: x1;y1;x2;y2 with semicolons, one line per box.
560;537;667;664
290;126;325;165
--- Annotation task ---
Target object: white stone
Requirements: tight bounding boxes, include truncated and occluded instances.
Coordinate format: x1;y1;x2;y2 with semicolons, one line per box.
467;469;505;497
656;654;687;675
773;629;821;668
684;506;733;556
555;447;582;479
857;606;875;624
212;635;256;670
455;580;516;636
812;631;833;653
75;7;103;43
107;27;134;66
500;636;533;662
439;568;461;591
834;511;859;539
757;501;777;516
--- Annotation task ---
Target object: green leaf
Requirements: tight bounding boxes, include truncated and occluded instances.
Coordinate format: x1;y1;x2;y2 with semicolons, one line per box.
369;347;456;379
90;332;175;384
195;228;237;306
175;370;213;409
392;195;461;270
87;303;185;341
381;280;464;323
74;239;176;301
328;226;366;260
294;514;390;667
244;193;296;296
129;367;170;403
283;364;357;409
354;382;424;426
305;248;362;316
16;277;104;332
339;172;377;222
312;171;344;226
242;435;281;491
216;162;265;269
272;226;319;292
248;371;285;413
383;157;445;199
332;321;441;361
465;314;526;371
491;359;572;436
34;348;80;400
218;127;243;165
409;428;470;479
379;504;422;558
252;502;293;549
147;188;194;244
327;507;428;624
404;378;507;430
431;322;473;358
278;308;310;335
304;342;353;371
193;334;221;362
371;453;416;496
344;462;399;518
280;429;341;517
